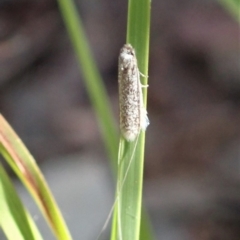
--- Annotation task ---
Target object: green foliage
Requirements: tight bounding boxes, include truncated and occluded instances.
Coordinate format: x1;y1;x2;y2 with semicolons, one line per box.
0;165;43;240
111;0;152;239
218;0;240;22
57;0;118;171
0;116;72;240
0;0;154;239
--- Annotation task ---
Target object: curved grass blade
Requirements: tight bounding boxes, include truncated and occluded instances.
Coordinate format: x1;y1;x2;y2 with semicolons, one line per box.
0;115;72;240
0;165;43;240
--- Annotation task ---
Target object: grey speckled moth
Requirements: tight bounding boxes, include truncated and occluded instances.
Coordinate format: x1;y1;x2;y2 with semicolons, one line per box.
118;44;149;141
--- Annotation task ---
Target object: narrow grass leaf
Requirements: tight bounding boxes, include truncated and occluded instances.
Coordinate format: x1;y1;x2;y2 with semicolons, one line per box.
0;165;43;240
112;0;153;239
0;115;72;240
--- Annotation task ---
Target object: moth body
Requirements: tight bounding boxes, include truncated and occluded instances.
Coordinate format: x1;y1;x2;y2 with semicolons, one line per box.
118;44;149;141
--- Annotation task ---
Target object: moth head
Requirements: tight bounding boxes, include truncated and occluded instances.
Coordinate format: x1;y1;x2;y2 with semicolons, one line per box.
119;44;136;70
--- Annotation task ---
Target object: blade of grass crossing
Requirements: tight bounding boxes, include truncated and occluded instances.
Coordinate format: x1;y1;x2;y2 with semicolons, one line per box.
0;165;43;240
0;115;72;240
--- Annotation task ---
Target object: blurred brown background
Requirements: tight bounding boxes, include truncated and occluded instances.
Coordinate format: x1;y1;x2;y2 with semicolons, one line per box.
0;0;240;239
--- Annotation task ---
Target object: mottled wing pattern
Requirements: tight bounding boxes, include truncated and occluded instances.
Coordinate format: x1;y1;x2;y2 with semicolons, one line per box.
118;44;143;141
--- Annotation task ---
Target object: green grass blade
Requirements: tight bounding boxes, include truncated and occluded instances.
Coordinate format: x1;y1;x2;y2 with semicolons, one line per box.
218;0;240;23
57;1;154;239
117;138;144;240
0;165;43;240
0;115;72;240
112;0;153;239
57;0;118;169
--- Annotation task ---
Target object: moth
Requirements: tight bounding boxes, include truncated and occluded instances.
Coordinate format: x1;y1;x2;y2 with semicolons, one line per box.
118;44;149;141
